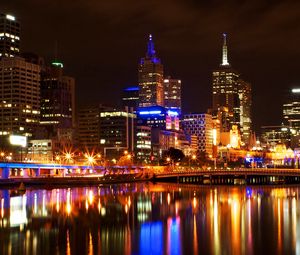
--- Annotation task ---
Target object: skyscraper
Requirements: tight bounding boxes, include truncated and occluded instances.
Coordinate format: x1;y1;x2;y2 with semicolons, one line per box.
0;57;40;147
122;86;139;111
283;88;300;134
0;13;20;58
164;77;182;114
138;34;164;107
212;33;240;128
212;33;252;143
238;79;252;143
40;61;75;139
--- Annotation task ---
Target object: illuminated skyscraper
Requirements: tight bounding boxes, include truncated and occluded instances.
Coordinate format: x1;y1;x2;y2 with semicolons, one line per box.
138;34;164;107
0;57;40;147
40;61;75;140
212;33;252;143
283;88;300;134
164;76;182;114
212;33;240;127
0;13;20;58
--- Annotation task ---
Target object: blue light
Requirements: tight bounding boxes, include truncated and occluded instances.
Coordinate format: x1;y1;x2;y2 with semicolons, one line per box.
124;86;139;92
140;221;163;255
139;110;162;115
246;187;252;198
167;110;179;116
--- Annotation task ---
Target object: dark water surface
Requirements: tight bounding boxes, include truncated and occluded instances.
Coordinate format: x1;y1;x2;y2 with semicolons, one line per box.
0;183;299;255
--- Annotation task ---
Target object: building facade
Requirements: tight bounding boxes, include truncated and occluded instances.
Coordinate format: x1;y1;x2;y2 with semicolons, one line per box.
122;86;139;111
0;13;20;58
138;34;164;107
283;88;300;134
163;77;182;114
182;113;213;156
0;57;40;147
40;61;75;140
99;109;136;158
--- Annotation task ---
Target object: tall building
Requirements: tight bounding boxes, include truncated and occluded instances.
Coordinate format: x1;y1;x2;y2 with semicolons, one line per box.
0;57;40;147
212;33;240;127
99;109;136;158
138;34;164;107
122;86;139;111
40;61;75;139
283;88;300;134
238;79;252;143
212;33;252;143
182;113;213;156
163;77;182;114
0;13;20;58
77;104;113;151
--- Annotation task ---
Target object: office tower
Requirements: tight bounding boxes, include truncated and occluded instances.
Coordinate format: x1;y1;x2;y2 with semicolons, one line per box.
0;13;20;58
122;86;139;111
238;79;252;143
99;108;136;158
212;33;240;128
40;61;75;140
164;76;182;114
283;88;300;134
138;34;164;107
0;57;40;147
135;125;152;162
182;113;213;156
261;125;291;147
212;33;252;143
77;104;113;151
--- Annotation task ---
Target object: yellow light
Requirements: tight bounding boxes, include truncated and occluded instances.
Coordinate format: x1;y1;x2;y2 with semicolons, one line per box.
192;155;196;160
127;154;131;160
166;157;171;162
124;150;128;155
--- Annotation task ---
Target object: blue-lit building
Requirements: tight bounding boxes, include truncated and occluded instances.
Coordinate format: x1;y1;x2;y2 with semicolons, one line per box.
138;35;164;107
122;86;139;111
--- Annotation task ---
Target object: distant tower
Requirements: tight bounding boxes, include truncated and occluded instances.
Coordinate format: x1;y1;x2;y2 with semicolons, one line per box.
138;34;164;107
221;33;229;66
0;13;20;58
212;33;239;126
212;33;252;143
163;76;182;114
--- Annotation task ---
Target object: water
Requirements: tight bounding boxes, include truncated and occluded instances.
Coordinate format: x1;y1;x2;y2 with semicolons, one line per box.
0;183;299;255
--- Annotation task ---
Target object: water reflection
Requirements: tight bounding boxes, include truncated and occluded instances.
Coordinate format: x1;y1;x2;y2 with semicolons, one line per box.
0;184;300;254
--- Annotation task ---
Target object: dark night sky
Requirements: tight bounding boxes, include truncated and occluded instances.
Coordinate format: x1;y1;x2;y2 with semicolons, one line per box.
1;0;300;133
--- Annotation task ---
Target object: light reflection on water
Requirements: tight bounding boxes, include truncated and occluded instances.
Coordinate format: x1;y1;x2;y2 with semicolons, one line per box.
0;184;299;254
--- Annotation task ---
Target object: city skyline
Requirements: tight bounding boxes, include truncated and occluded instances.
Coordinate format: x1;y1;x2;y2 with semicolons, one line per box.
1;1;300;134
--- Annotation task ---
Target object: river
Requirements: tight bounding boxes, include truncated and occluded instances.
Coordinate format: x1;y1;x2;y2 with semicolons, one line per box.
0;183;299;254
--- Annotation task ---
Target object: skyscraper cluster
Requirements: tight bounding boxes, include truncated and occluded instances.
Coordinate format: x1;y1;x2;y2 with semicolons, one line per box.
0;12;256;163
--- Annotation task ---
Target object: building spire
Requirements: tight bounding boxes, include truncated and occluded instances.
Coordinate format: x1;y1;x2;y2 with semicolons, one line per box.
147;34;156;57
221;33;230;66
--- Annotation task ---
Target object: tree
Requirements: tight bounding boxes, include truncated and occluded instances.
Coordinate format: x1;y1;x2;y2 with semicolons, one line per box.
164;147;185;163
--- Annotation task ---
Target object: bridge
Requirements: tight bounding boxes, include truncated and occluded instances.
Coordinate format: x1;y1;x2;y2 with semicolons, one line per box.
154;168;300;185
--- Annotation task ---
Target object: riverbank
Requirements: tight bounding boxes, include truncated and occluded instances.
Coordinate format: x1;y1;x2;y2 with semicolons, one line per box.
0;173;154;188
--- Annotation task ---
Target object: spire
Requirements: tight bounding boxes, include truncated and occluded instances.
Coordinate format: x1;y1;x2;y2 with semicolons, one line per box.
221;33;230;66
147;34;156;58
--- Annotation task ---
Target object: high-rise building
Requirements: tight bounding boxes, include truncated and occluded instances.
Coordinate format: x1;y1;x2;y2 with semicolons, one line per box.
238;79;252;143
212;33;252;143
138;34;164;107
0;57;40;147
163;77;182;114
212;33;240;127
0;13;20;58
99;108;136;158
122;86;139;111
283;88;300;134
40;61;75;139
77;104;113;150
182;113;213;156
